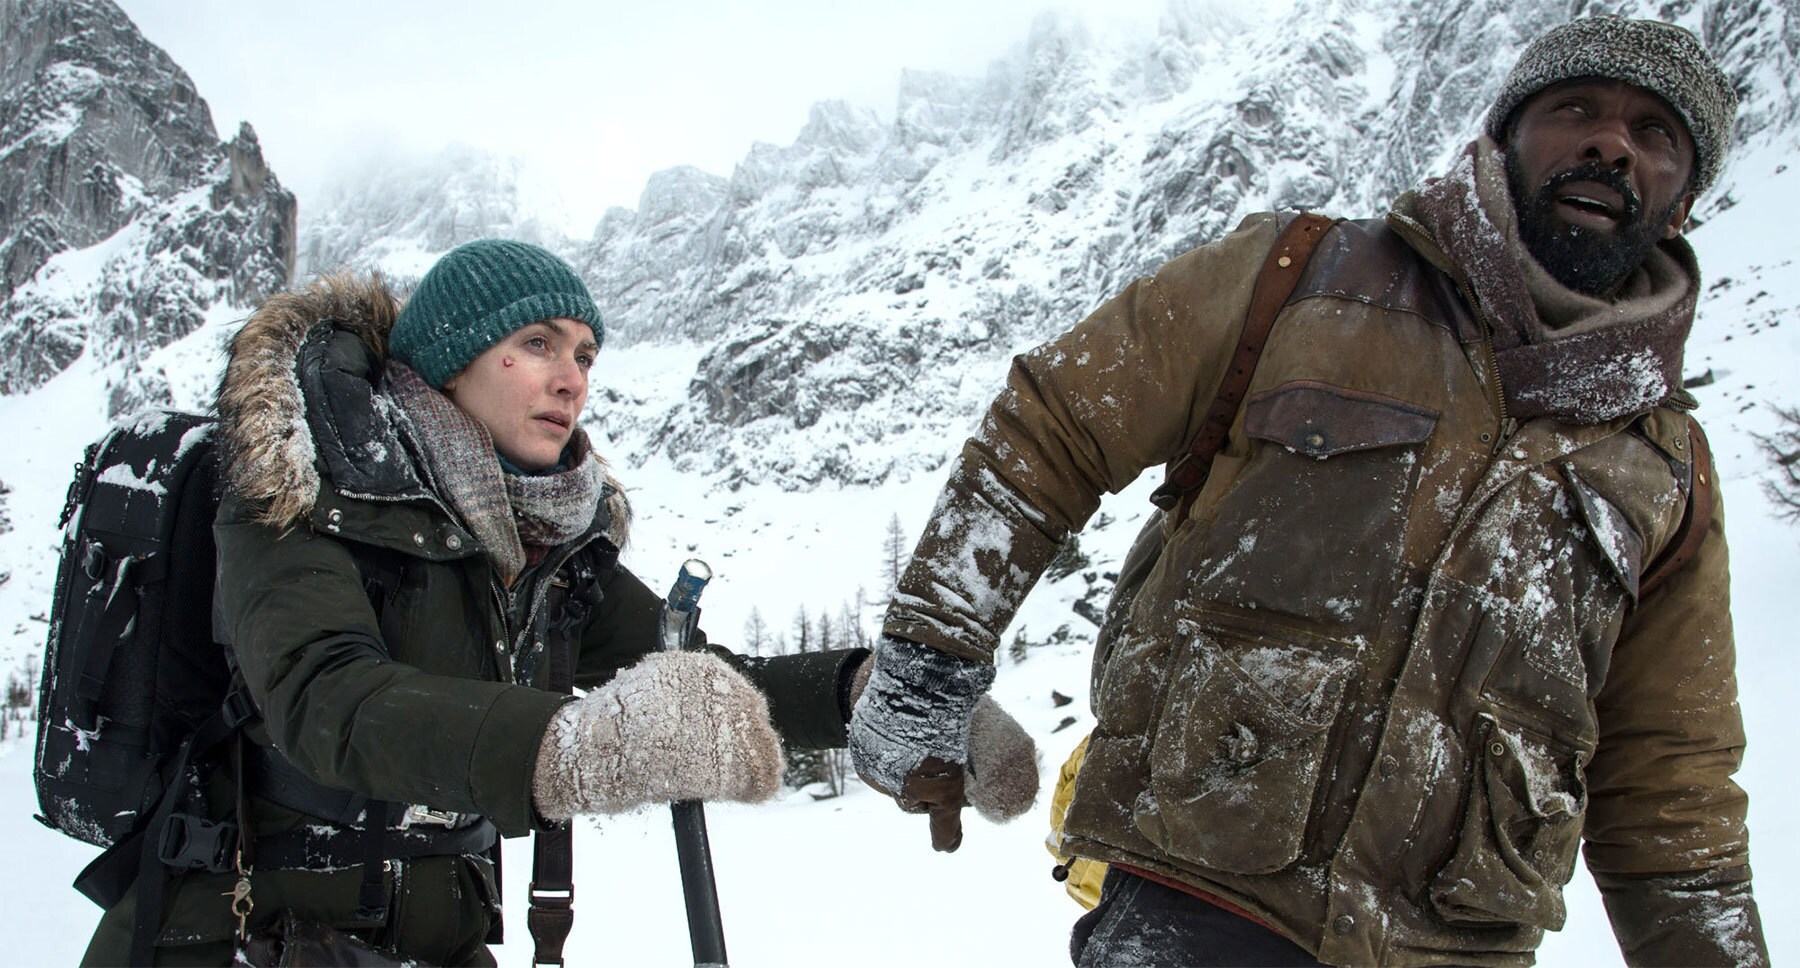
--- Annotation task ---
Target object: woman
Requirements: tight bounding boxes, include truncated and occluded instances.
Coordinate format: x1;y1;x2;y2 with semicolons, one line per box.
82;239;867;965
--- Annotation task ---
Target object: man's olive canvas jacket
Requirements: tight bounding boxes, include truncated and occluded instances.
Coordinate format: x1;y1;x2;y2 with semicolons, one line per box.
885;213;1762;966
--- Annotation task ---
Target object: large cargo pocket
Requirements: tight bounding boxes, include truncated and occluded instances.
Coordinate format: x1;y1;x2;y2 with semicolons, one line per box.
1133;630;1346;874
1430;713;1589;931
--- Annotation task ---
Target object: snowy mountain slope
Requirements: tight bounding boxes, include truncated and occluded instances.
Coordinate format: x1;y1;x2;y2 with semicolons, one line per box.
0;0;295;414
574;0;1800;492
1;0;1798;964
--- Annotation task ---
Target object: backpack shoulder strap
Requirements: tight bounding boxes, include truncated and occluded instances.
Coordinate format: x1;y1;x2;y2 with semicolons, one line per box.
1639;414;1715;599
1150;212;1338;523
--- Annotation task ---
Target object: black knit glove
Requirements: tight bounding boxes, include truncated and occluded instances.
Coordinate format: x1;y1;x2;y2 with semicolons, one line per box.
849;636;996;851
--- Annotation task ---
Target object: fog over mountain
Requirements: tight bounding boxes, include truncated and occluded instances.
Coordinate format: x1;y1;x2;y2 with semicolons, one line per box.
2;1;1798;964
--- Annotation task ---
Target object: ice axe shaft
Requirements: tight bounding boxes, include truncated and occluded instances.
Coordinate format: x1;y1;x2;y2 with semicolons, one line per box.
660;559;728;967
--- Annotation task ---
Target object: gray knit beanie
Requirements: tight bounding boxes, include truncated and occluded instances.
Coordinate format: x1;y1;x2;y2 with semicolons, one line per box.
390;239;604;387
1485;15;1738;196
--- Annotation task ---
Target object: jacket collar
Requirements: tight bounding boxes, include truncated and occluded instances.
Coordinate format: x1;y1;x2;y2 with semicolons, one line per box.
216;272;636;552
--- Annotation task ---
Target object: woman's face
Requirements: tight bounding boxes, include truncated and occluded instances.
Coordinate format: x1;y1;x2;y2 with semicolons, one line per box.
442;317;597;472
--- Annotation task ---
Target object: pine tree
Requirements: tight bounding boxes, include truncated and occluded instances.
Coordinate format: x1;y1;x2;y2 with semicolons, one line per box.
743;608;770;656
791;607;811;653
837;602;866;648
882;513;909;593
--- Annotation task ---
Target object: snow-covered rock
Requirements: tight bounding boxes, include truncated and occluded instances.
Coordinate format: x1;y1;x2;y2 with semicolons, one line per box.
0;0;295;412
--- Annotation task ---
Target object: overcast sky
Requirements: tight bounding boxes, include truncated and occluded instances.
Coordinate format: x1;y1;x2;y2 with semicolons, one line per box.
112;0;1178;234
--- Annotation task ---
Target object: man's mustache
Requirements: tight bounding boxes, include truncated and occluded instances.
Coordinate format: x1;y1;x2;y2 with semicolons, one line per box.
1539;162;1642;221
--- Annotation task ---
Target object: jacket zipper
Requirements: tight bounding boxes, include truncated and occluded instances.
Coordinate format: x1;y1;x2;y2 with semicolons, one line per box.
1479;334;1519;450
490;534;600;684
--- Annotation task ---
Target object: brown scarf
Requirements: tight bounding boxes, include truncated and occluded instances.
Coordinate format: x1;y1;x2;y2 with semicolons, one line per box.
1395;137;1699;424
383;362;603;582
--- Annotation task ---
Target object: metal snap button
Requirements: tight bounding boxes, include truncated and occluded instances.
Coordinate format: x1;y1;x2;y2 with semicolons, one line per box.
1306;432;1326;449
445;533;463;551
1333;914;1355;935
412;533;426;547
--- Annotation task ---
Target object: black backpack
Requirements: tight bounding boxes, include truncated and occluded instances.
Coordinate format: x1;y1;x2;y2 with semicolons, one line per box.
33;408;238;860
32;405;581;963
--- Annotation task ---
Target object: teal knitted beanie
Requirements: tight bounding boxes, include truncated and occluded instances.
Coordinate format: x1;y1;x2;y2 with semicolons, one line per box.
390;239;604;387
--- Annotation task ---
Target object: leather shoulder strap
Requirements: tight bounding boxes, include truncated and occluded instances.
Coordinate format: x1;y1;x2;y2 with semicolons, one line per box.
529;567;581;966
1639;414;1716;600
1150;212;1338;523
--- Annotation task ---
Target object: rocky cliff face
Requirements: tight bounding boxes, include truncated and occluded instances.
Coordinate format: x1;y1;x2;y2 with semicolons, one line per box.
0;0;295;413
570;0;1800;490
12;0;1794;484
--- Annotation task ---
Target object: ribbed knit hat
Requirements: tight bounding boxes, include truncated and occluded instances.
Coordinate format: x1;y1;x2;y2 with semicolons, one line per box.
1485;16;1738;196
390;239;603;387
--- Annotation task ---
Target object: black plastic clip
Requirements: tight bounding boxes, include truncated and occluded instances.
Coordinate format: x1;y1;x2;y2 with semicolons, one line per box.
220;684;259;729
157;813;239;873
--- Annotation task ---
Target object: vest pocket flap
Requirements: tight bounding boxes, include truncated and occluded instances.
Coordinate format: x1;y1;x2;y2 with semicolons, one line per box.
1563;465;1647;601
1244;381;1439;458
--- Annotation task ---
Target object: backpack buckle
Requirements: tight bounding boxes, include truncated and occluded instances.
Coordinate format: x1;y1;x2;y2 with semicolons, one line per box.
157;813;239;873
220;685;258;729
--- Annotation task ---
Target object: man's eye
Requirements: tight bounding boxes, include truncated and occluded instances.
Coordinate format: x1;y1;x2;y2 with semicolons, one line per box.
577;354;595;369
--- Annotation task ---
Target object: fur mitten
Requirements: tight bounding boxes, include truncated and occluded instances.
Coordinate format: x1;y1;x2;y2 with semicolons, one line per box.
966;693;1040;821
847;649;1038;822
533;651;783;820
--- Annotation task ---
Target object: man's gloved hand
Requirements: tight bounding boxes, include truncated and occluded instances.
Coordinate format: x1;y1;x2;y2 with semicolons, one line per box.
848;636;1038;852
533;651;783;820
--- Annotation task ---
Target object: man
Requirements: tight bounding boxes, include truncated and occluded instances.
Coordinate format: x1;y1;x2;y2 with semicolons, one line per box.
850;16;1767;967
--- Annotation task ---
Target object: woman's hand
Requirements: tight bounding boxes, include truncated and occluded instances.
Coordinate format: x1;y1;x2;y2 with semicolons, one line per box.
533;651;783;819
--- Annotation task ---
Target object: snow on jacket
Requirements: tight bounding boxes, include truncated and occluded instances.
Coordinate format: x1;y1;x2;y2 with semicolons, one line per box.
96;273;864;956
884;213;1762;966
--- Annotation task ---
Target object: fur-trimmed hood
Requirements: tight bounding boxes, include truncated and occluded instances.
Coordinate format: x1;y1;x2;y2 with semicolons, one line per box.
216;272;631;546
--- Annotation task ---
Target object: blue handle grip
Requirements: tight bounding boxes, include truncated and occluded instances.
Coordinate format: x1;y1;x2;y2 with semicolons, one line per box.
665;559;712;614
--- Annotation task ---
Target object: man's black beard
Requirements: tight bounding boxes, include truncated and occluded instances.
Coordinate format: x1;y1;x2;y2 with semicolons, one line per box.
1505;146;1679;297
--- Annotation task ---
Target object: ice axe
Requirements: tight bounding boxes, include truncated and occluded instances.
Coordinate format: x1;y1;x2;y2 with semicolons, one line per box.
660;559;729;967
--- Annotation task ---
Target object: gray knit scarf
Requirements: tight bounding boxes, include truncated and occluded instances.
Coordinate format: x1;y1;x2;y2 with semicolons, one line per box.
383;362;603;582
1396;137;1699;424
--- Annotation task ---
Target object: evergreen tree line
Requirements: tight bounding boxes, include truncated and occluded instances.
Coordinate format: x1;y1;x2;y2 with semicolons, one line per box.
0;655;35;743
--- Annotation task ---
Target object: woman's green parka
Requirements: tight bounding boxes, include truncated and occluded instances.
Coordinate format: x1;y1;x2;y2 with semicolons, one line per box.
83;274;863;965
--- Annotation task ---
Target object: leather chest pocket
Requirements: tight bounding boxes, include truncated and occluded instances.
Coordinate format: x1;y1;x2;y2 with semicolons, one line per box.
1133;625;1348;875
1187;381;1438;632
